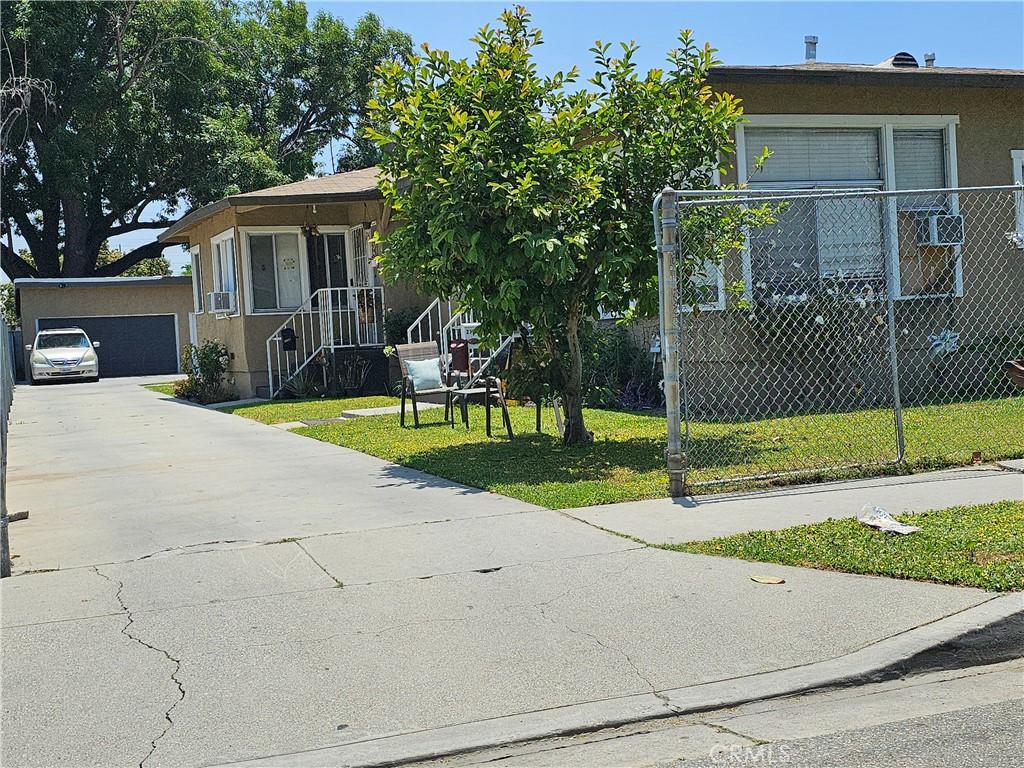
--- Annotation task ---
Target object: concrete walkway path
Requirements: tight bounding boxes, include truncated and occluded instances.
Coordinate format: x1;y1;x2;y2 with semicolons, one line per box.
0;378;1015;767
563;466;1024;545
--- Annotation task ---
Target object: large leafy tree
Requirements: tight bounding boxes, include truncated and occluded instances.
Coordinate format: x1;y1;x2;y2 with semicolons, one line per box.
368;7;745;445
1;0;410;280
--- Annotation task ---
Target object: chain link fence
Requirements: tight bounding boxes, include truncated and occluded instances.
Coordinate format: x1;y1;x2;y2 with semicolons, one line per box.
656;185;1024;492
1;312;15;576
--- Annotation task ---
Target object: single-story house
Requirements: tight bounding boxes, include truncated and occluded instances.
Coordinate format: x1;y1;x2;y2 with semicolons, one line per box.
158;167;425;398
161;42;1023;405
15;276;194;379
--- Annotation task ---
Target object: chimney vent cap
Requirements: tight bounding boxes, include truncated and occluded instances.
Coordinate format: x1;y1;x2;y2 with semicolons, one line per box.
804;35;818;62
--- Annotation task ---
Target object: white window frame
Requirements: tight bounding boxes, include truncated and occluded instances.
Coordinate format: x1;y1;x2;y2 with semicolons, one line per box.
239;226;310;316
1012;149;1024;239
210;228;239;317
681;260;727;313
189;245;203;314
736;114;961;300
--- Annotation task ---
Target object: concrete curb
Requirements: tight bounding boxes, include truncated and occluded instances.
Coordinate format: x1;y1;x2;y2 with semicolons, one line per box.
213;593;1024;768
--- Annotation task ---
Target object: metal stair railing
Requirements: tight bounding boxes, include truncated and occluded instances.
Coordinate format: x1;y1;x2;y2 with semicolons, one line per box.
266;286;386;398
266;291;324;399
407;297;454;345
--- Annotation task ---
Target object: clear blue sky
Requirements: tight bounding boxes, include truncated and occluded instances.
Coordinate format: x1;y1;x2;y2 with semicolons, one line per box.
6;1;1022;280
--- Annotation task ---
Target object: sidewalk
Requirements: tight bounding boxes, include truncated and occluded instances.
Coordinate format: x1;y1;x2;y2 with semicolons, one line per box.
562;465;1024;545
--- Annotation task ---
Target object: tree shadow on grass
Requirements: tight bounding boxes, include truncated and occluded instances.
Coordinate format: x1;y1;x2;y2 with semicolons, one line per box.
391;429;784;491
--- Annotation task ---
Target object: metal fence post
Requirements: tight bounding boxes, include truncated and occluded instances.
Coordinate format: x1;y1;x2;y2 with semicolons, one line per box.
882;196;906;461
1;320;13;578
659;187;685;497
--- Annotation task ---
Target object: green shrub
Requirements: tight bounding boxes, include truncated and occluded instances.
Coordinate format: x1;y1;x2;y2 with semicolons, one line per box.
174;339;234;404
505;324;662;411
383;306;424;346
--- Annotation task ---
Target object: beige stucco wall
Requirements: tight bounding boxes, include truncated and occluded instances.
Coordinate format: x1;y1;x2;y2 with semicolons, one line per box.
18;280;193;375
714;82;1023;187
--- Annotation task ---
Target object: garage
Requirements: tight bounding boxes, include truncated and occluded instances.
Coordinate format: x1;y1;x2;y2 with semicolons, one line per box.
14;276;194;381
37;315;179;377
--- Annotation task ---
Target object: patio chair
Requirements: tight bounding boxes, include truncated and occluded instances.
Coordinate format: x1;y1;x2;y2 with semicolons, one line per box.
395;342;456;427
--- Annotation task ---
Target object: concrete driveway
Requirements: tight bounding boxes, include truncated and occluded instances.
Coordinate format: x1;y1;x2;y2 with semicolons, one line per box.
0;378;1005;767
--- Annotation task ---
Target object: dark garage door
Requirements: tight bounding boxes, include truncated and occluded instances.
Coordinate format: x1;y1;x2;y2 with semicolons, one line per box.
38;315;179;378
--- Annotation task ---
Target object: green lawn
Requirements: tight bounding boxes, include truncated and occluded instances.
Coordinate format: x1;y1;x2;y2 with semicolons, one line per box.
222;395;398;424
292;395;1022;509
669;500;1024;591
143;382;179;397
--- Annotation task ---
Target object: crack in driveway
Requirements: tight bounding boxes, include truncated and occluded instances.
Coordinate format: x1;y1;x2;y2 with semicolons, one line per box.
94;566;185;767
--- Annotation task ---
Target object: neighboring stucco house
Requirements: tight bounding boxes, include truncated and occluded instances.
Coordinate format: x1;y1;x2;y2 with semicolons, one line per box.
672;47;1024;410
161;45;1023;403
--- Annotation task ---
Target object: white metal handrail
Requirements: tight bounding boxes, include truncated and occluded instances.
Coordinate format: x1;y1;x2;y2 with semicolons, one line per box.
266;286;385;399
407;297;454;344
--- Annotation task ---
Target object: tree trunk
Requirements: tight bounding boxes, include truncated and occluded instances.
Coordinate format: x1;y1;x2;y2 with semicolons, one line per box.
561;311;593;446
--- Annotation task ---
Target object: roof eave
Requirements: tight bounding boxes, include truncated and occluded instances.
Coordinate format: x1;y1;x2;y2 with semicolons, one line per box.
709;66;1024;89
157;190;383;244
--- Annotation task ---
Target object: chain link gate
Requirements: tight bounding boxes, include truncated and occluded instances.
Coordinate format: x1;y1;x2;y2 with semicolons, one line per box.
655;185;1024;493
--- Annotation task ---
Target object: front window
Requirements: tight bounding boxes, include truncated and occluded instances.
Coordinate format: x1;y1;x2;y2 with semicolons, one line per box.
211;230;238;313
247;232;304;311
190;245;204;313
746;127;883;188
741;120;958;297
37;332;89;349
746;127;884;284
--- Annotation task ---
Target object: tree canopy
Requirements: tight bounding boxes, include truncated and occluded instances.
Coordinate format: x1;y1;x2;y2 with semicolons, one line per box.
368;7;746;444
1;0;410;280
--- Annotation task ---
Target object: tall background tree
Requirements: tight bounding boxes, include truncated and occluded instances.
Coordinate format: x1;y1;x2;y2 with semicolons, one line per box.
369;7;745;445
1;0;410;280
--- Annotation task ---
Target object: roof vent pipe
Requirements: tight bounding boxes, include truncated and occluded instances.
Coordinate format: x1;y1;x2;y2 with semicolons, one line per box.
924;52;936;67
804;35;818;62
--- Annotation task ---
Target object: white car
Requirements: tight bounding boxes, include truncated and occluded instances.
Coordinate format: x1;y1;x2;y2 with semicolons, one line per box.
27;327;101;383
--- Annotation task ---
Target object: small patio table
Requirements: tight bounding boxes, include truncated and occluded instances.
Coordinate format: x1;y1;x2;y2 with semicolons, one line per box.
452;376;513;439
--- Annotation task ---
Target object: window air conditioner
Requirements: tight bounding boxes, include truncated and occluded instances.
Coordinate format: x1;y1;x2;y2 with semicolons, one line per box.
207;291;236;313
915;214;964;247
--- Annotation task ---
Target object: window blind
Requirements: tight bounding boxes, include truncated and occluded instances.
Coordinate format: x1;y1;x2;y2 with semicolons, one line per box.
893;129;946;191
746;128;881;183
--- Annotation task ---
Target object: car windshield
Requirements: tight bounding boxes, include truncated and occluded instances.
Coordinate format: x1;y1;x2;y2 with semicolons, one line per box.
37;333;89;350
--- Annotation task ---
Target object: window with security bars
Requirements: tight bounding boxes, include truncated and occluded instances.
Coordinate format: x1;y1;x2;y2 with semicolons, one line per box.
349;225;368;287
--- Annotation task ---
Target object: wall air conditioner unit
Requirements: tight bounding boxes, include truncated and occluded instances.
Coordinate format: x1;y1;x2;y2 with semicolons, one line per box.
207;291;236;314
915;214;965;247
